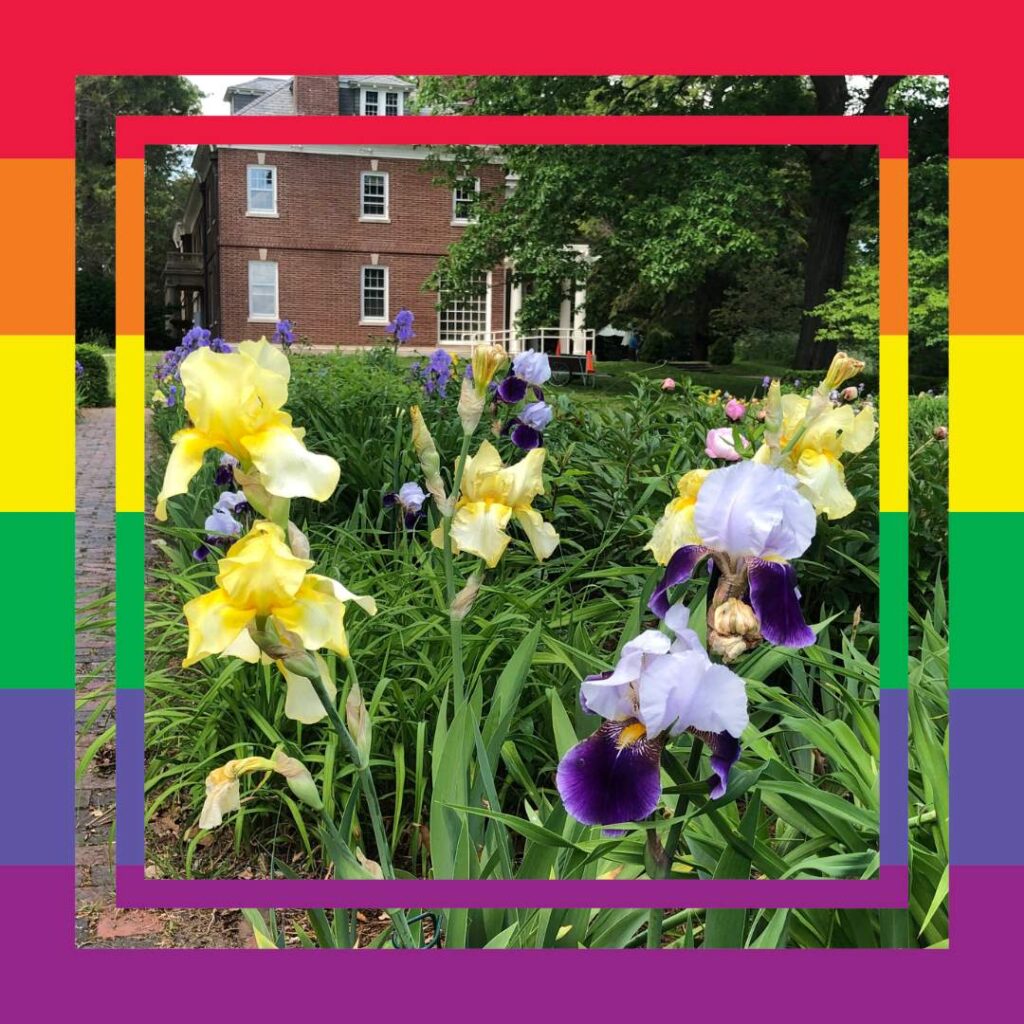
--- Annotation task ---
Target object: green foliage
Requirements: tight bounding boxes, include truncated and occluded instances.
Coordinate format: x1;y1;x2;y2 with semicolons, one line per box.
75;343;112;407
144;352;945;949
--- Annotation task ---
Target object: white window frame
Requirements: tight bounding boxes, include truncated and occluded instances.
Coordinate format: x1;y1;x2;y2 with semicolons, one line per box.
438;271;492;344
360;265;389;325
451;177;480;226
359;170;390;222
361;89;379;116
247;260;279;322
246;165;278;217
385;91;400;116
360;87;404;116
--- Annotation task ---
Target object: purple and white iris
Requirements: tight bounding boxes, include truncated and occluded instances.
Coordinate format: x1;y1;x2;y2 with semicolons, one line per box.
383;481;428;529
214;453;239;487
193;490;251;561
508;400;554;451
556;604;748;831
650;460;817;648
497;349;551;404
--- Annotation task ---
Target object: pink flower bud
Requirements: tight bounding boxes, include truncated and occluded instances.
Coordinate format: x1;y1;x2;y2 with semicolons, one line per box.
933;425;948;440
705;427;750;461
661;377;677;391
725;398;746;421
757;410;767;422
841;386;859;401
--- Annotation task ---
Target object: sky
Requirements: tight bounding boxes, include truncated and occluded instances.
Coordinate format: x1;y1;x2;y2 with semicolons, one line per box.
187;76;282;115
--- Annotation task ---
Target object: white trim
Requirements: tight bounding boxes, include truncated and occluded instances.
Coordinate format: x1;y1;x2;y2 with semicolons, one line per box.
359;265;389;325
247;260;279;322
451;177;480;225
246;164;278;216
359;170;390;221
217;143;504;164
359;87;405;116
437;271;492;344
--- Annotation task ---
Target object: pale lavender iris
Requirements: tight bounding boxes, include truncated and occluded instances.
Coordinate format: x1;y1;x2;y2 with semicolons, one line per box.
556;605;748;831
509;400;553;450
384;481;428;529
650;460;817;648
386;308;416;345
193;491;250;561
497;349;551;403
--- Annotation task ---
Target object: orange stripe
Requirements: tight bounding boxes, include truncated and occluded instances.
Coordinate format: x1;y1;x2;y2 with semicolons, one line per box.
0;160;74;335
878;158;908;337
116;158;146;337
950;159;1024;335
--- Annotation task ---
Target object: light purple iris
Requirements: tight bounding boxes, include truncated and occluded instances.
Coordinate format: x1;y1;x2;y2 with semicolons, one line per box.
497;349;551;404
556;604;748;832
417;348;453;397
386;308;416;345
384;481;428;529
214;453;239;487
649;460;817;648
193;491;250;561
272;319;296;347
508;400;553;451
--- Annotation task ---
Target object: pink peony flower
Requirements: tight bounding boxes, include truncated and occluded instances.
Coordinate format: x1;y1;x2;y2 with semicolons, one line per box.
705;426;750;461
841;386;859;401
933;425;948;440
661;377;677;391
725;398;746;421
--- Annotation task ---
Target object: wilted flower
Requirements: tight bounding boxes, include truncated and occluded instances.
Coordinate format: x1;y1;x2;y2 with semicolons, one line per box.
725;398;746;421
471;344;509;397
155;339;340;520
498;349;551;403
409;405;447;506
822;351;865;392
934;425;948;440
508;400;553;450
431;440;558;567
661;377;677;392
199;749;321;830
556;603;748;830
705;426;750;461
386;308;416;345
384;481;428;528
649;460;817;649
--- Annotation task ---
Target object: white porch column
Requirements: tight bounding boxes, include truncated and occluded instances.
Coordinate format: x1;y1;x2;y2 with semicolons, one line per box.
559;278;572;353
508;277;524;353
572;282;587;355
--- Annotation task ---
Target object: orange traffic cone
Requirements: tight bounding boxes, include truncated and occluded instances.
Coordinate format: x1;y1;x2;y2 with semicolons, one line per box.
585;350;595;374
554;339;561;356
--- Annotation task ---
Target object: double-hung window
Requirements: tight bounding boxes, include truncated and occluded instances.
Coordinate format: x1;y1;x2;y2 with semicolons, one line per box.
438;272;491;343
363;89;379;115
385;91;400;115
360;171;389;220
451;178;479;225
246;165;277;215
360;266;389;324
248;261;278;321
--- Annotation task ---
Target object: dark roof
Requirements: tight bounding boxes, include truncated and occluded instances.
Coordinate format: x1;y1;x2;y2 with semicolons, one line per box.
338;75;413;91
222;77;288;101
236;79;296;116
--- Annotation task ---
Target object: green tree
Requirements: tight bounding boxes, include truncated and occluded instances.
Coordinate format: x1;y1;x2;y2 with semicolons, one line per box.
76;76;202;341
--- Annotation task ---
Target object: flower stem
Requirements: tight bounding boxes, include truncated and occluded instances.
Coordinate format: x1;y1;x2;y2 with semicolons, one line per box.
308;663;417;949
442;432;474;709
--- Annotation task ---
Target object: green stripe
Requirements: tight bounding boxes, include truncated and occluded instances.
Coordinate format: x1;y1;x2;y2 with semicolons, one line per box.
949;511;1016;688
880;510;908;690
0;512;75;689
116;511;145;690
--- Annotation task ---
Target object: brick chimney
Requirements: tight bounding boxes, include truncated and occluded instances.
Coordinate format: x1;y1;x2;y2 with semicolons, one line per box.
293;76;338;115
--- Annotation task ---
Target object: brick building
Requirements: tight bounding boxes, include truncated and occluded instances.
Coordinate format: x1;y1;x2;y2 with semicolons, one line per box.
164;75;592;354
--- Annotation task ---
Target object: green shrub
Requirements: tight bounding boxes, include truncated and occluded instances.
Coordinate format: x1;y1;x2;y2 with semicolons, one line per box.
79;327;112;348
707;334;734;365
75;343;112;407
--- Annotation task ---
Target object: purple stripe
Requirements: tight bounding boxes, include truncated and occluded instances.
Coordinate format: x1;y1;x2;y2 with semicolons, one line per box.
951;689;1024;865
880;689;908;866
0;691;74;865
116;688;145;866
118;865;908;909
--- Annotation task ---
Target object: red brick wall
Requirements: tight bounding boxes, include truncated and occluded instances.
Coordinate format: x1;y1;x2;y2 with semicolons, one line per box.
293;76;337;116
215;147;506;347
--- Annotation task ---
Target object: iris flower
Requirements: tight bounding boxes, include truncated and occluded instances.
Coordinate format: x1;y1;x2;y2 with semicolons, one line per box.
508;400;553;450
386;308;416;344
384;481;428;528
155;339;340;520
754;393;875;520
649;460;817;648
497;349;551;403
556;604;748;830
645;469;709;567
182;520;376;723
430;440;559;568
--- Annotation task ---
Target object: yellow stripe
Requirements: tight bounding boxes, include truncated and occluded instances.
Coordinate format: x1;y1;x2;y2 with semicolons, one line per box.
879;334;908;514
116;335;145;513
0;336;75;512
950;335;1020;512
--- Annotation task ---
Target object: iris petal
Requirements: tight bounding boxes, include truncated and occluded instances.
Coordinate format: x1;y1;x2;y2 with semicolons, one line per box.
449;501;513;567
691;729;742;799
514;507;560;561
497;375;528;403
649;544;708;619
242;423;341;503
510;422;542;450
182;590;256;667
155;428;215;521
556;721;663;828
747;557;815;648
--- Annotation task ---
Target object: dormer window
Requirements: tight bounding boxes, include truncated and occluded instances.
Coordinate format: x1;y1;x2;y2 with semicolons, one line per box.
385;92;400;115
363;90;379;116
359;87;405;116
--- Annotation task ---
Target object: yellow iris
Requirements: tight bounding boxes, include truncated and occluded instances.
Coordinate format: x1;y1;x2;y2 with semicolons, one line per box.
754;393;876;519
155;338;340;520
645;469;709;565
182;521;376;721
431;440;559;568
470;344;509;396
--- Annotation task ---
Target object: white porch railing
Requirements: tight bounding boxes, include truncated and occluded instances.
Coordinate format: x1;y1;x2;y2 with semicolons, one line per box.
444;327;596;356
